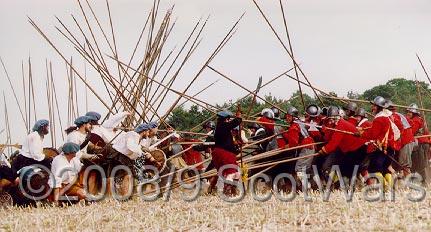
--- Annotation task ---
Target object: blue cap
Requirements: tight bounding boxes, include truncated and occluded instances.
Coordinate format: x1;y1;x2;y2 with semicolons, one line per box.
74;116;91;126
217;111;233;118
85;111;101;121
148;121;158;129
62;142;80;154
135;123;150;133
32;119;49;132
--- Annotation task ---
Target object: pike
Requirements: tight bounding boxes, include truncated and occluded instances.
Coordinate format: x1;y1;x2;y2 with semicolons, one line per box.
248;152;321;171
279;0;305;110
242;119;288;128
29;17;114;112
188;66;295;132
284;74;375;117
416;54;431;85
294;120;356;135
157;132;283;183
155;142;325;196
244;76;263;118
251;0;324;105
415;76;428;131
207;65;287;114
173;141;215;146
176;79;220;109
160;13;245;122
148;132;180;150
244;142;325;163
165;146;194;162
322;95;431;113
0;57;28;130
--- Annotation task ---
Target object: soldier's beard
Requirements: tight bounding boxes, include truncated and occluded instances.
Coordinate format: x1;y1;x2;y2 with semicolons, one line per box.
39;127;49;136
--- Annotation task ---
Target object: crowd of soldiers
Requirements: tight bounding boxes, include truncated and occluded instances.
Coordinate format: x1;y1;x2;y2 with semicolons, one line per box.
0;111;163;203
0;95;430;203
210;96;431;194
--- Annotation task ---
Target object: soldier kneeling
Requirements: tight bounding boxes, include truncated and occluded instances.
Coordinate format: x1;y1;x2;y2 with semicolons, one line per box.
49;142;86;204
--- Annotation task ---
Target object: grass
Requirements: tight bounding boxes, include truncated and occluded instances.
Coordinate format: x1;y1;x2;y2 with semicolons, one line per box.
0;187;430;231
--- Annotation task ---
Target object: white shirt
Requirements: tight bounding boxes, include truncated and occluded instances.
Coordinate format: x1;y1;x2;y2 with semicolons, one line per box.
65;130;88;159
20;131;45;161
65;130;87;145
112;131;143;160
92;112;129;143
48;153;83;188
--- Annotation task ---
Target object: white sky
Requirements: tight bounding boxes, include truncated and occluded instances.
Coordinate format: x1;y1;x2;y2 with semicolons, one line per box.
1;0;431;143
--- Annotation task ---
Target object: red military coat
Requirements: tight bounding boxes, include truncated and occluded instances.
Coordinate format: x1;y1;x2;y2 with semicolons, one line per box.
322;119;365;154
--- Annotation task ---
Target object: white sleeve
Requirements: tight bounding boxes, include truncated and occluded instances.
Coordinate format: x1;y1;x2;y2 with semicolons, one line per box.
102;111;130;129
100;127;116;144
241;130;249;143
28;134;45;161
50;159;63;188
66;132;80;145
126;133;143;156
72;157;84;171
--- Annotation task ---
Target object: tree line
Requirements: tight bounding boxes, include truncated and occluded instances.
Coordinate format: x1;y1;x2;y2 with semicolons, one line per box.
167;78;431;131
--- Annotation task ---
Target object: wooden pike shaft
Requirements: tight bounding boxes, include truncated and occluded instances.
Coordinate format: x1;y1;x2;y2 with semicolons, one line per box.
416;54;431;85
165;146;194;162
322;95;431;113
176;79;219;109
0;57;28;130
160;13;245;122
248;152;321;171
21;61;28;132
151;141;325;196
244;142;324;164
207;65;287;114
279;0;305;110
251;0;324;105
28;58;37;121
242;119;288;128
188;67;295;132
415;78;428;131
29;18;113;112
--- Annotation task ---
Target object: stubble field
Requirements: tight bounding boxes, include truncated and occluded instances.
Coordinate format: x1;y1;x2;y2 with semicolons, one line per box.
1;188;430;231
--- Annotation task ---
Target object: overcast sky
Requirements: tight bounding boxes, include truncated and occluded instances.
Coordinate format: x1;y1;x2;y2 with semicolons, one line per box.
1;0;431;143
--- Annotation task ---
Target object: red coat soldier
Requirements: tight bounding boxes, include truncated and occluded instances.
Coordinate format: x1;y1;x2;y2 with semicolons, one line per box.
357;96;400;187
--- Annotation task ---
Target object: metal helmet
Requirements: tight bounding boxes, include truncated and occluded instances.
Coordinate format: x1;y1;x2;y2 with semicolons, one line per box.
203;121;215;130
327;106;340;118
271;107;280;118
344;102;358;112
305;104;321;117
407;103;419;114
286;106;299;117
247;122;261;130
371;96;388;108
339;108;346;118
355;108;366;117
321;107;329;117
386;100;395;110
261;108;274;119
